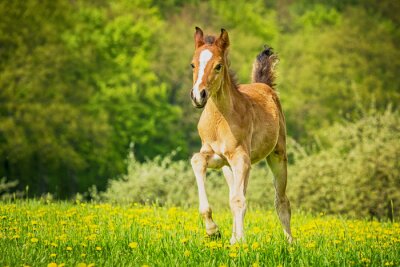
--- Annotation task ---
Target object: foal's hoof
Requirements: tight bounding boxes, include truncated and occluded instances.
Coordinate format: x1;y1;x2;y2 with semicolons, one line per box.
207;230;222;240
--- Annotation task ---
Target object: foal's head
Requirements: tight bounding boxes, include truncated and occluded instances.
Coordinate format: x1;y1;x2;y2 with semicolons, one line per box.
190;27;230;108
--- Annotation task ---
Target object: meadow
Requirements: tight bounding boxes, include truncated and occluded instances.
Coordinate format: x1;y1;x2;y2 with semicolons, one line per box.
1;201;399;267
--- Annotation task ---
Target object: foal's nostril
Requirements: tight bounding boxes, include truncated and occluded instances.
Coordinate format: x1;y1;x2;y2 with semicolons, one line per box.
200;90;207;99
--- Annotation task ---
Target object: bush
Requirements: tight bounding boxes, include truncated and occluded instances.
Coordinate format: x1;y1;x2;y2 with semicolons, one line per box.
289;107;400;220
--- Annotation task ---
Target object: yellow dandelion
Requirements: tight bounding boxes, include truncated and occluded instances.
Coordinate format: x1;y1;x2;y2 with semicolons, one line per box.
47;263;57;267
252;263;260;267
229;252;237;258
77;263;87;267
81;253;87;257
305;242;316;248
51;242;58;247
50;253;57;258
96;246;102;251
129;242;138;249
66;246;73;251
87;263;95;267
184;250;191;257
31;237;39;243
251;242;260;250
141;265;149;267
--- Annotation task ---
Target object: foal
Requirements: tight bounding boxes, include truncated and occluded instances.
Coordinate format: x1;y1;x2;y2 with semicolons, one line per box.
190;27;293;244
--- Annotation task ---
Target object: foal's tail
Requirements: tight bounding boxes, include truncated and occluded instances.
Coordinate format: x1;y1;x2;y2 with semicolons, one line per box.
251;45;278;89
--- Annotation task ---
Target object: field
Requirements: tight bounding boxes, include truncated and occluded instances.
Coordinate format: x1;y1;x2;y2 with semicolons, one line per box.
0;201;399;267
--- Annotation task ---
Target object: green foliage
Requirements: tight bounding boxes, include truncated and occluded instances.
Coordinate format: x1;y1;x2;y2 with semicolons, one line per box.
278;4;400;139
289;107;400;219
0;0;185;196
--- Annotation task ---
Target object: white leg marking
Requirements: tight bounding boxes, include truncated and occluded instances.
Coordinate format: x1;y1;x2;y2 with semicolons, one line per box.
193;49;213;100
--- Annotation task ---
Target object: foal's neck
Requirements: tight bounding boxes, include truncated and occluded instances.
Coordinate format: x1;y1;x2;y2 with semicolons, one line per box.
208;68;238;114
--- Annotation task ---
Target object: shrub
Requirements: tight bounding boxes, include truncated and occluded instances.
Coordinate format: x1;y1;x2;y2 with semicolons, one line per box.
289;107;400;219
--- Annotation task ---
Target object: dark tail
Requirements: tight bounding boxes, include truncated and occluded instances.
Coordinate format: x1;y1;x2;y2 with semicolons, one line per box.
251;45;278;89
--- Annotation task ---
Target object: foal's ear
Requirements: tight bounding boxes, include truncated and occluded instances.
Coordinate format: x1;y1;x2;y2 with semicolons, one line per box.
216;28;229;51
194;26;204;49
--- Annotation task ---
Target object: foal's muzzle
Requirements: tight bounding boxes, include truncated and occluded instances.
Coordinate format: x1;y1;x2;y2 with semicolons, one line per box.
191;88;208;108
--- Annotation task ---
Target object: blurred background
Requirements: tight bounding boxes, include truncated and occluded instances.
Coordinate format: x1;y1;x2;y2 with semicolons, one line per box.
0;0;399;219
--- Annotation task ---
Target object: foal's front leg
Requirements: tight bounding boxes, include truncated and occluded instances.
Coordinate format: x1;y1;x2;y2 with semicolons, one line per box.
191;152;219;236
226;150;251;244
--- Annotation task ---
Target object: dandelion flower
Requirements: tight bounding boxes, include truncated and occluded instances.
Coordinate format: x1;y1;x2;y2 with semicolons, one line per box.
129;242;138;249
47;263;57;267
229;252;237;258
184;250;191;257
31;238;38;243
96;246;102;251
251;242;260;250
66;246;72;251
77;263;87;267
50;253;57;258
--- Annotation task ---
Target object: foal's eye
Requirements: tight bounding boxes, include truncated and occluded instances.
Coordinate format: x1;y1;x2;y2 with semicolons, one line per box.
215;64;222;71
190;63;195;69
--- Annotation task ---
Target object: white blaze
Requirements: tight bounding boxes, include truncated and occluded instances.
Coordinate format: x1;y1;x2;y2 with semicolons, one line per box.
193;49;213;100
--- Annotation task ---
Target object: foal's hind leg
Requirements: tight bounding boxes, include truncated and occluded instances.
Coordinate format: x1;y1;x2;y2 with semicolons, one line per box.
191;152;220;236
267;149;293;243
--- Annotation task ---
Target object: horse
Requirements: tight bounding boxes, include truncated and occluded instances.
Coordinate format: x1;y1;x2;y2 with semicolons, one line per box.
189;27;293;244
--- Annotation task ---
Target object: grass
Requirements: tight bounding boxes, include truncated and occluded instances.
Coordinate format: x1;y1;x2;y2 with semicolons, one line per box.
0;201;399;267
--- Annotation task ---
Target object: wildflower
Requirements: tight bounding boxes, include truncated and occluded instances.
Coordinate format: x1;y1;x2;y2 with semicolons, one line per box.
361;258;371;263
252;263;260;267
184;250;191;257
141;265;149;267
96;246;102;251
252;227;261;234
81;253;87;258
50;253;57;258
251;242;260;250
129;242;138;249
180;238;189;244
77;263;87;267
207;241;217;249
229;252;237;258
87;263;95;267
66;246;73;251
31;238;39;243
47;263;57;267
51;242;58;247
305;242;316;248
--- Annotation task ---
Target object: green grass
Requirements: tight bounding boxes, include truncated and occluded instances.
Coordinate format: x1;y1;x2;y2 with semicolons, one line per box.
0;201;399;267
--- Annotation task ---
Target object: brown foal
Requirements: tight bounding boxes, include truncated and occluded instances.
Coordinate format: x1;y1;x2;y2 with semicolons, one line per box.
190;27;293;244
